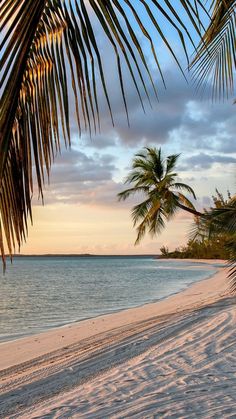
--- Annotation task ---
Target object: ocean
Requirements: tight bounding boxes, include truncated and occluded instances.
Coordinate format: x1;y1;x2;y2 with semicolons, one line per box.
0;256;218;342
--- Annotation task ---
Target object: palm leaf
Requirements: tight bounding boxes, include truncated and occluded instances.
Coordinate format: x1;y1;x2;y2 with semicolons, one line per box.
208;198;236;291
118;147;201;244
134;201;165;245
176;192;197;211
117;186;149;201
190;195;236;291
132;198;153;226
0;0;234;268
173;182;197;199
191;0;236;100
227;238;236;293
166;154;180;175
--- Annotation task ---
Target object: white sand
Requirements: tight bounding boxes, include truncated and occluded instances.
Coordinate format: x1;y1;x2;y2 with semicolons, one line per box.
0;259;235;418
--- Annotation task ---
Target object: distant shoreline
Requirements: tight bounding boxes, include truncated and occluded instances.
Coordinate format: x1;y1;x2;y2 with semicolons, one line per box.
6;254;227;260
7;254;158;258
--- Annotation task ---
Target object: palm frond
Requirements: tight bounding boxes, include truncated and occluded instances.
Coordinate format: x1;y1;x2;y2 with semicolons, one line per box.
1;0;234;267
1;0;202;265
117;186;149;201
148;147;164;180
191;0;236;100
178;192;197;210
208;198;236;291
118;147;200;244
134;203;165;245
173;182;197;199
131;198;152;226
209;197;236;234
189;213;209;242
226;237;236;293
149;210;166;238
166;154;180;175
190;194;236;291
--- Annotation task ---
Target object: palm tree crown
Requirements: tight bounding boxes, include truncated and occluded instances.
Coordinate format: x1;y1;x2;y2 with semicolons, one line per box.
118;147;202;244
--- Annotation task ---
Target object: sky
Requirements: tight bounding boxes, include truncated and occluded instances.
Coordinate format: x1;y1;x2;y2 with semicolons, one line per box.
19;1;235;255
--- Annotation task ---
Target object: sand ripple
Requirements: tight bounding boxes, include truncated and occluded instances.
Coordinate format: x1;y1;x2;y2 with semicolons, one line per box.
1;296;235;418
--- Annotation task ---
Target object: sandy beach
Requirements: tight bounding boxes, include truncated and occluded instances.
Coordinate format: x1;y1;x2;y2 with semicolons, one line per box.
0;260;235;418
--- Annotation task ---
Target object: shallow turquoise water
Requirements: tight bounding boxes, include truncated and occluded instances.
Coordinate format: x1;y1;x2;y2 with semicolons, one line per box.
0;257;217;342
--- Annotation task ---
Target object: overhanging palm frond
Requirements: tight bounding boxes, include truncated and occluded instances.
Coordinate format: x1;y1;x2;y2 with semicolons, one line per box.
191;0;236;100
1;1;234;268
1;0;208;267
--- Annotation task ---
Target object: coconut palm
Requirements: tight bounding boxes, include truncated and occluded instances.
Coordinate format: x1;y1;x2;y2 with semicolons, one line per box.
1;0;235;267
118;147;203;244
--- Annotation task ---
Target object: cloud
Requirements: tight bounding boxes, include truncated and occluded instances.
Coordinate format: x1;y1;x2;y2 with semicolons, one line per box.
32;148;121;205
98;71;194;146
63;20;234;160
169;99;236;154
32;35;235;212
50;149;116;183
182;152;236;170
71;69;235;159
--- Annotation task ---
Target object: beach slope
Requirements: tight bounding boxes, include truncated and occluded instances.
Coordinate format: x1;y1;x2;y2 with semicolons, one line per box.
0;262;235;418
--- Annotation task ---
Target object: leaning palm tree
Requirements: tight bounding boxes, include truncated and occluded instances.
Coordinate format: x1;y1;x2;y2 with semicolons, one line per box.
1;0;235;267
118;147;203;244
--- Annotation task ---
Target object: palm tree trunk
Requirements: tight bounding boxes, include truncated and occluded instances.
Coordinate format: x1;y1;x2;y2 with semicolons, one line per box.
176;202;204;217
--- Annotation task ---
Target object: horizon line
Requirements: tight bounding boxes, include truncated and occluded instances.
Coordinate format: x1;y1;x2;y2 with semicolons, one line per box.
7;253;160;258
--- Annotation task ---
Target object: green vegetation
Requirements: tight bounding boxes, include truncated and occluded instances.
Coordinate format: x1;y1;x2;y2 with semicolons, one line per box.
119;149;236;289
118;147;203;244
192;190;236;291
160;196;236;291
160;238;230;260
160;190;235;263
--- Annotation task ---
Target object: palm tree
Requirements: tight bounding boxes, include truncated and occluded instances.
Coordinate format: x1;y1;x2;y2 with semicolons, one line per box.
118;147;203;244
207;199;236;292
1;0;235;267
192;192;236;291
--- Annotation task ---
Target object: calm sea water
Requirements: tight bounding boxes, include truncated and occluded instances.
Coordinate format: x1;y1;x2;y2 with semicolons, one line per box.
0;257;217;342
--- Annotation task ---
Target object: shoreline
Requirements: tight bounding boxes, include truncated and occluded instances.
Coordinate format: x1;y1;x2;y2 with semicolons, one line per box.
0;258;220;346
0;259;228;371
1;259;235;418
